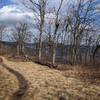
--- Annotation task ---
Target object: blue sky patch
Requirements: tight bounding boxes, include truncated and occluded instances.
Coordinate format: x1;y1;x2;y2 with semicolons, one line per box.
0;0;12;8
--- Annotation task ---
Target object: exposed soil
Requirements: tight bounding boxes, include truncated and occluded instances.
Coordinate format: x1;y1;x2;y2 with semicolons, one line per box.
1;63;28;100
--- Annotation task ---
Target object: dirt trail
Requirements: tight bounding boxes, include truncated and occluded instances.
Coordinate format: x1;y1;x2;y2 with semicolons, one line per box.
1;63;28;100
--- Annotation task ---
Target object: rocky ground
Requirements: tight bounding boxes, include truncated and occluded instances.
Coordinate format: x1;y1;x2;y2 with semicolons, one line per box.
0;57;100;100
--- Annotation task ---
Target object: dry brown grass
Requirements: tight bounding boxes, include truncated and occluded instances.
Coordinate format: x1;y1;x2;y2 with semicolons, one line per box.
0;56;100;100
0;65;19;100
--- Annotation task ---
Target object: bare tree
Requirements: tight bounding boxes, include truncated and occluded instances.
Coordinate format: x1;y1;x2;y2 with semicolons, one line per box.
51;0;64;65
0;25;6;54
92;35;100;64
43;20;53;60
23;0;47;60
65;0;97;65
12;23;32;56
12;0;99;65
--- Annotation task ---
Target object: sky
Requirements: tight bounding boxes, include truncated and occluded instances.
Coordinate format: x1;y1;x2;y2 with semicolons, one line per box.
0;0;64;41
0;0;100;42
0;0;12;8
0;0;73;24
0;0;35;24
0;0;99;25
0;0;67;25
0;0;34;41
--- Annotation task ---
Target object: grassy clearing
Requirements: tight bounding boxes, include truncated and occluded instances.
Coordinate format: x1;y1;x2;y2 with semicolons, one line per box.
0;57;100;100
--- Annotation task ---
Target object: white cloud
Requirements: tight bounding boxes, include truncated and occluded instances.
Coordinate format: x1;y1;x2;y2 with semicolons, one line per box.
0;4;57;25
0;0;70;25
0;5;35;25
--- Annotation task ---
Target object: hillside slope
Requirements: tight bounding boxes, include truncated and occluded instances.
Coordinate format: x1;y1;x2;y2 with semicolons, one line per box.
0;57;100;100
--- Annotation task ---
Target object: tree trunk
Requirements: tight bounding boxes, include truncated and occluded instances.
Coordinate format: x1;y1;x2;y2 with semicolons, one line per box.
0;32;3;54
17;44;20;56
52;44;56;65
17;41;24;56
38;25;42;61
38;39;42;60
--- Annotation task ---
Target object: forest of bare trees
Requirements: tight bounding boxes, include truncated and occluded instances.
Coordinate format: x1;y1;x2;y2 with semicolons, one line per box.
0;0;100;66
